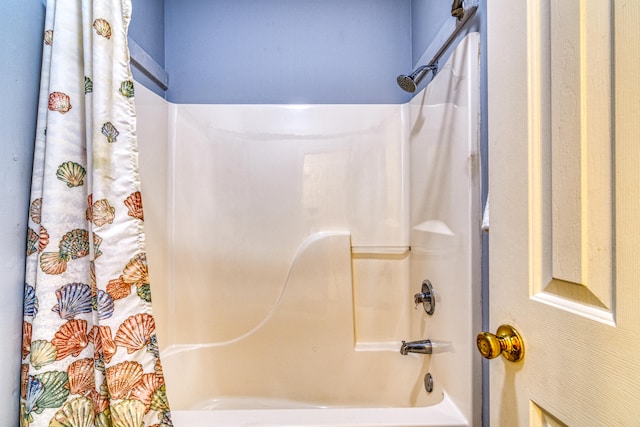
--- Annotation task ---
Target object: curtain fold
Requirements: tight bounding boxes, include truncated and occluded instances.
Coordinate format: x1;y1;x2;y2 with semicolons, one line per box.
21;1;172;425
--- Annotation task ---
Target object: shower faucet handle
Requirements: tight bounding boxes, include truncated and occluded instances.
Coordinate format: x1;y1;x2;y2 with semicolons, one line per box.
414;280;435;315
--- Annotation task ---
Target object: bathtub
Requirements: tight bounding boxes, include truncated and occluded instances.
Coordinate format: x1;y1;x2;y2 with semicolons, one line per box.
157;231;469;426
136;33;481;427
170;396;467;427
156;230;461;424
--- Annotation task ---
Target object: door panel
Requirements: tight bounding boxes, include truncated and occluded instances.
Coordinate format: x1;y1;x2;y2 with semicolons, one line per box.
532;0;614;316
529;402;569;427
487;0;640;425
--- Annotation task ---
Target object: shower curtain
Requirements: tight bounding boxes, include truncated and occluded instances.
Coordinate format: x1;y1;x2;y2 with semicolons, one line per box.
20;0;171;426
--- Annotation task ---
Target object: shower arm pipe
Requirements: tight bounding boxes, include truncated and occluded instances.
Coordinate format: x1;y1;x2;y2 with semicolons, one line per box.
400;5;478;92
424;5;478;75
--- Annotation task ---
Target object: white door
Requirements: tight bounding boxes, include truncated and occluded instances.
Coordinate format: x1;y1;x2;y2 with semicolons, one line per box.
486;1;640;425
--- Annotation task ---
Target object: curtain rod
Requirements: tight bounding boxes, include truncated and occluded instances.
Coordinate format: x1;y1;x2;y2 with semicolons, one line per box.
128;38;169;90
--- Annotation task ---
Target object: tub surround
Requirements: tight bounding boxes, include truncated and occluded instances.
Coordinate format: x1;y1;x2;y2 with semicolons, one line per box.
136;33;481;426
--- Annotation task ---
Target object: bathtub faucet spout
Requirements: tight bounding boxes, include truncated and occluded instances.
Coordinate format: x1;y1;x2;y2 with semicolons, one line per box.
400;339;433;355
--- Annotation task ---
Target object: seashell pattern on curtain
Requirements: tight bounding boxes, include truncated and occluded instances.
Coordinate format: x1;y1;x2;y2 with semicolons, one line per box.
20;0;172;425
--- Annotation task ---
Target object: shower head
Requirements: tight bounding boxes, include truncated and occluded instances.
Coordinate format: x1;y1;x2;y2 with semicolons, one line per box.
396;64;438;93
396;74;419;93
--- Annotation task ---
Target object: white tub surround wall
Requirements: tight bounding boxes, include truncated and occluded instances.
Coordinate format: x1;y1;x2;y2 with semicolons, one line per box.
408;33;482;424
135;87;171;343
135;32;480;427
168;102;409;347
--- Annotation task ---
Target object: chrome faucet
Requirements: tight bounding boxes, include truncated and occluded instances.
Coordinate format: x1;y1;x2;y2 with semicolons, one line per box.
414;280;435;315
400;339;451;355
400;339;433;355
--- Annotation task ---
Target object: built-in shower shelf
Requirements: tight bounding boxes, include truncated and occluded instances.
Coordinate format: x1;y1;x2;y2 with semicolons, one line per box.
351;246;410;256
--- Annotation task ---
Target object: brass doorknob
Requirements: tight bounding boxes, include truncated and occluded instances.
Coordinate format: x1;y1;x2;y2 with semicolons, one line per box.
476;324;524;362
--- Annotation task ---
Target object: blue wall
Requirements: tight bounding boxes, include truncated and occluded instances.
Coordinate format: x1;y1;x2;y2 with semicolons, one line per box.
130;0;485;105
163;0;412;104
130;0;165;64
0;0;45;421
411;0;452;66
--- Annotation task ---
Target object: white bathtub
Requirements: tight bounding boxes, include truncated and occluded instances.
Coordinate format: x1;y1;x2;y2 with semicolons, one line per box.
170;395;467;427
136;33;481;427
157;231;464;426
